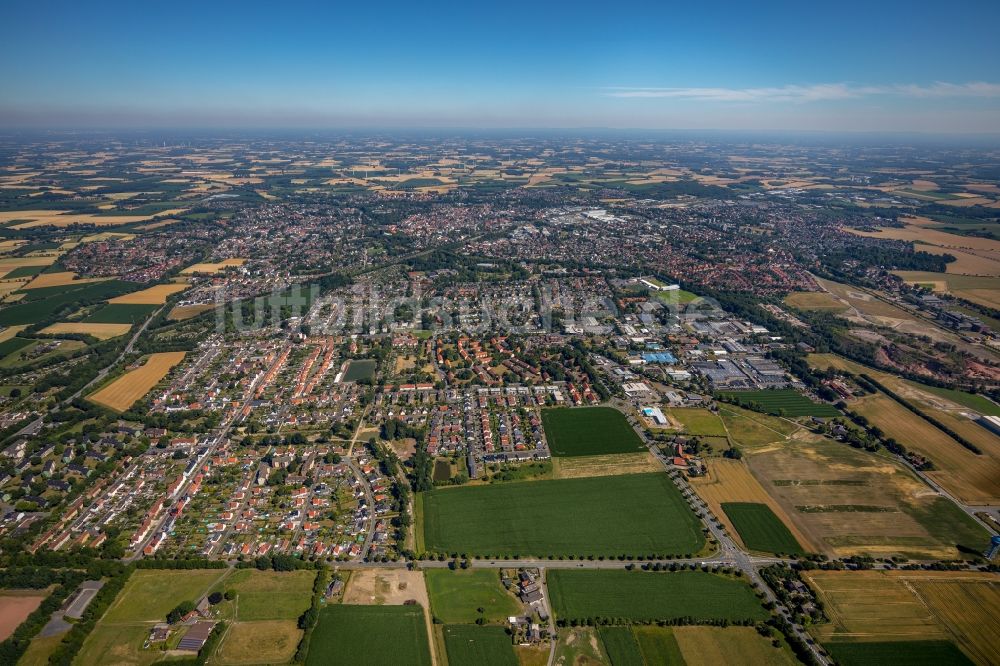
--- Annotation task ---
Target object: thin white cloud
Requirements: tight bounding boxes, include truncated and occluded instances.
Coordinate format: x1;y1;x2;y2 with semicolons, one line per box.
605;82;1000;102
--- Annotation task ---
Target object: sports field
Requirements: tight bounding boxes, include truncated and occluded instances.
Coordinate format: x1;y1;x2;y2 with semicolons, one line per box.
720;389;839;417
306;604;432;666
88;351;185;411
721;502;805;555
804;570;998;666
418;473;703;557
547;570;767;623
0;592;45;641
542;407;646;457
442;625;517;666
424;569;521;623
342;359;376;382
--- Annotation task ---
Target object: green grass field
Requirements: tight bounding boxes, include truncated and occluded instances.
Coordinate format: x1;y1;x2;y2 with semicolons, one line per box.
4;265;44;279
419;473;704;557
84;302;158;324
102;569;228;623
633;626;685;666
722;502;805;555
916;384;1000;416
425;569;521;623
669;408;728;437
216;568;316;621
442;625;517;666
343;358;376;382
542;407;646;457
547;570;767;623
0;280;136;325
598;626;645;666
0;336;32;358
721;389;839;417
306;604;432;666
825;640;973;666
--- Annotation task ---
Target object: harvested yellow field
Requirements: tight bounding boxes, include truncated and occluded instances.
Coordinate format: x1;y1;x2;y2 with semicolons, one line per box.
167;304;215;321
8;209;188;230
689;460;815;551
41;322;132;340
0;255;57;272
0;325;26;342
552;452;660;479
747;437;966;560
804;570;1000;665
88;351;186;411
673;626;799;666
845;221;1000;254
22;272;107;290
920;245;1000;276
852;392;1000;505
108;283;187;305
181;258;246;274
0;281;28;298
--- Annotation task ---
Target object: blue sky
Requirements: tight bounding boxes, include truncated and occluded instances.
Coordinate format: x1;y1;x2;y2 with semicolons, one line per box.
2;0;999;131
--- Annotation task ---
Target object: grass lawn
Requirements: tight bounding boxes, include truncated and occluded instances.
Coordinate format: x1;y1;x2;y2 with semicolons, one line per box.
541;407;646;457
342;359;376;382
74;622;162;666
102;569;229;623
598;626;644;666
720;389;839;417
215;619;301;665
825;640;973;666
424;569;521;623
306;604;431;666
668;408;728;437
721;502;805;555
633;626;685;666
17;632;66;666
547;570;767;623
442;625;517;666
419;473;704;557
216;568;316;621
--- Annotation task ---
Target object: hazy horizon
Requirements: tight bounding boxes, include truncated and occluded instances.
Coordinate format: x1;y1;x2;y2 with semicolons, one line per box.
2;0;999;132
